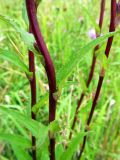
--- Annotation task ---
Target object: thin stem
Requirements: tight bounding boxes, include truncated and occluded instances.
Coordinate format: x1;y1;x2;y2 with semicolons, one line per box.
28;2;38;160
69;0;106;140
78;1;116;159
26;1;57;160
29;50;37;160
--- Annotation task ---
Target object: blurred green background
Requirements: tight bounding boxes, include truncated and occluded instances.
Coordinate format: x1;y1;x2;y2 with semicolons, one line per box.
0;0;120;160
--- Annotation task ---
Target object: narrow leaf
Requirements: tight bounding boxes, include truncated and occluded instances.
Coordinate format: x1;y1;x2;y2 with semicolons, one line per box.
0;14;35;50
12;144;32;160
0;107;46;138
32;93;48;113
0;133;31;149
0;48;30;74
59;132;91;160
57;31;119;87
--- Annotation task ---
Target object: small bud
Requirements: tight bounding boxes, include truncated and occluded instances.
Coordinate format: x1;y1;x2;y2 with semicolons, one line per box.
100;68;105;77
85;125;90;132
88;29;96;39
53;91;61;101
26;72;33;81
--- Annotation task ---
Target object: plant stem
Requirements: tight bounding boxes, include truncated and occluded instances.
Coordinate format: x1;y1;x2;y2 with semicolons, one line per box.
28;2;39;159
26;1;57;160
29;49;37;160
69;0;106;140
78;0;116;159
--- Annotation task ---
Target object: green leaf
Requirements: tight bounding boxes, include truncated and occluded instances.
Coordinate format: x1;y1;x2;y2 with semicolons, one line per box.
96;52;108;70
0;156;9;160
36;120;60;156
37;128;49;152
11;117;29;139
21;30;35;50
57;31;119;87
0;48;30;75
22;0;29;26
0;133;31;149
79;75;87;92
32;93;49;113
37;147;49;160
49;120;60;135
0;107;50;156
56;144;64;160
36;127;49;160
0;107;46;138
0;14;35;50
12;144;32;160
59;132;91;160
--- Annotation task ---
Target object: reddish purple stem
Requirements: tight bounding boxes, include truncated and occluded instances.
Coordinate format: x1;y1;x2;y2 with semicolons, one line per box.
29;50;37;160
28;3;38;160
26;0;57;160
78;0;116;159
69;0;106;140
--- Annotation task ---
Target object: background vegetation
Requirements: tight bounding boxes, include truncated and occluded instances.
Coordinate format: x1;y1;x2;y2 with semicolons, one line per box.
0;0;120;160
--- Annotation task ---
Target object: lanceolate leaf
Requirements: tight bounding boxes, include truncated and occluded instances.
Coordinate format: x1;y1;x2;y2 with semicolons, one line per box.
57;31;119;87
0;107;58;153
79;75;87;92
0;107;46;138
12;144;32;160
0;14;35;50
59;132;90;160
32;93;48;113
11;117;29;139
96;52;108;70
37;120;60;150
0;133;31;149
0;48;29;74
49;120;60;134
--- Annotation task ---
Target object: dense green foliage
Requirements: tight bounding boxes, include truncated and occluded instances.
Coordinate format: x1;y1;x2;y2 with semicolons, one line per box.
0;0;120;160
